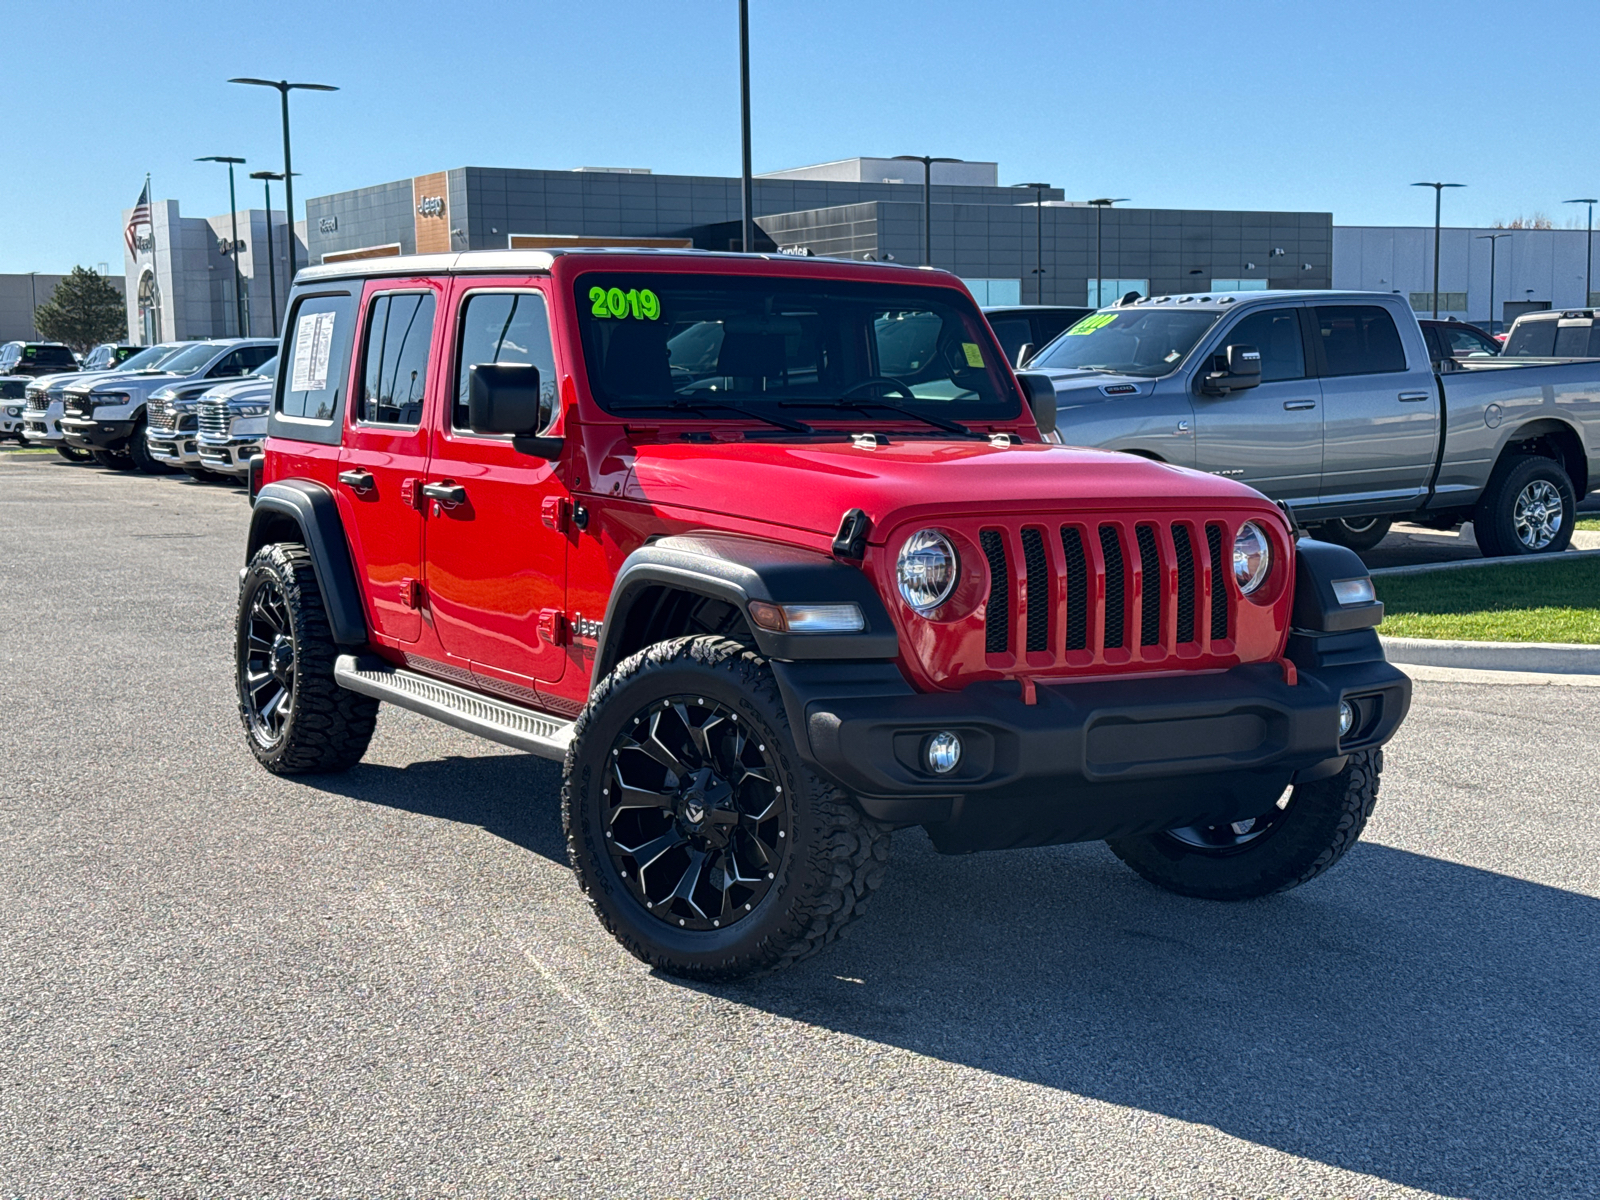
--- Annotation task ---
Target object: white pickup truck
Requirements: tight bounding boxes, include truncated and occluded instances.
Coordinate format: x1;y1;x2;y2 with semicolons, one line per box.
1021;290;1599;553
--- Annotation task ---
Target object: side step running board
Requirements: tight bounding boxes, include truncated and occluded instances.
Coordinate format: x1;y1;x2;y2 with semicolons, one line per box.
334;654;575;761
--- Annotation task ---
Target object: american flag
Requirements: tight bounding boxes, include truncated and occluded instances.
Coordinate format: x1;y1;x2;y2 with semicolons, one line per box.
124;180;152;257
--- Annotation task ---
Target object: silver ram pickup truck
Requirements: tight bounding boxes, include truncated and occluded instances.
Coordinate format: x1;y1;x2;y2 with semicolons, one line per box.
1022;290;1599;554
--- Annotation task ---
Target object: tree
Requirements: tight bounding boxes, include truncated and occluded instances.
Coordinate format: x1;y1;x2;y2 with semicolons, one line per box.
32;267;127;355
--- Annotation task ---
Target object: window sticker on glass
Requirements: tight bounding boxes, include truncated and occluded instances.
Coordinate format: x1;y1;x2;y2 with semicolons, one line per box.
962;342;985;368
291;310;337;392
588;285;661;320
1068;313;1118;336
1164;349;1181;363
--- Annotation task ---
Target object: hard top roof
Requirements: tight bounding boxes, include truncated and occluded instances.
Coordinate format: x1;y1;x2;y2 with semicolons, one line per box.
294;246;946;286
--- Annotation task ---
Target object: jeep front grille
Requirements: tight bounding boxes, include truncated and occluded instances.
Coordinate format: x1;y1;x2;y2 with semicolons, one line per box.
978;519;1234;668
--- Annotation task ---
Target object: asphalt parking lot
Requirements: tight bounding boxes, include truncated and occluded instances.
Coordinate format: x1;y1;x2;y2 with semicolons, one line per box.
3;453;1597;1199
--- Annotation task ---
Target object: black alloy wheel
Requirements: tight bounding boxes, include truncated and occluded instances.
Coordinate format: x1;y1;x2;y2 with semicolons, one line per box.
604;695;787;931
240;575;297;748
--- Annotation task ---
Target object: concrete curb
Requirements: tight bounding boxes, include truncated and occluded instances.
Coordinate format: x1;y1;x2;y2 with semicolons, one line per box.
1381;635;1600;675
1401;662;1600;687
1369;547;1600;577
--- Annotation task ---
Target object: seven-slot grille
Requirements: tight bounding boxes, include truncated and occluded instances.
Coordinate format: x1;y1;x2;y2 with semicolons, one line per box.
981;519;1233;663
197;398;231;438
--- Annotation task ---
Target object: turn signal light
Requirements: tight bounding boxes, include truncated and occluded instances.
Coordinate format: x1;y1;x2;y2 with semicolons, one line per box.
748;601;866;633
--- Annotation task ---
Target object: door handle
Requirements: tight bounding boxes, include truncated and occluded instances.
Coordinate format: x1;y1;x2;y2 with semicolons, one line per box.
1398;391;1432;403
337;469;374;492
1283;400;1317;411
420;481;467;506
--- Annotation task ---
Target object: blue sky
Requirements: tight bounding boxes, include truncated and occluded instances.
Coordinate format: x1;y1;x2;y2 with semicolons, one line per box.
6;0;1598;274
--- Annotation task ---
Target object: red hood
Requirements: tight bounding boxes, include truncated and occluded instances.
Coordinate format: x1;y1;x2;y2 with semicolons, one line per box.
621;438;1278;541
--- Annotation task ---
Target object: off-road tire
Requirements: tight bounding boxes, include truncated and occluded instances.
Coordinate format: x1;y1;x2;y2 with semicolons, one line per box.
564;635;891;981
127;416;171;475
1472;454;1574;557
1313;516;1392;552
91;449;133;470
236;542;378;774
1106;749;1382;900
55;445;92;463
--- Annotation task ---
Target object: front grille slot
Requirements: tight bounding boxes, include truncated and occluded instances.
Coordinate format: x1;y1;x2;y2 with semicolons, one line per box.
1172;524;1197;644
1206;523;1229;640
1021;528;1049;653
980;529;1010;655
1135;524;1161;646
1060;527;1088;651
1099;525;1126;649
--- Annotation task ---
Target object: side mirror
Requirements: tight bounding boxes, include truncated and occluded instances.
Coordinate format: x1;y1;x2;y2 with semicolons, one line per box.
1201;343;1262;395
1015;371;1056;437
468;362;562;459
1015;341;1035;369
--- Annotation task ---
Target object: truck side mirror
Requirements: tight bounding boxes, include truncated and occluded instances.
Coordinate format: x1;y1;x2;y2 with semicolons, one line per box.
468;362;563;459
1015;371;1056;437
1201;343;1262;395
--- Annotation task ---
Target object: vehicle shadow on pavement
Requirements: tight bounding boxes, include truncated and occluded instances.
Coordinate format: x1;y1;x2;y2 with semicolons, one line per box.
684;834;1600;1199
313;754;568;862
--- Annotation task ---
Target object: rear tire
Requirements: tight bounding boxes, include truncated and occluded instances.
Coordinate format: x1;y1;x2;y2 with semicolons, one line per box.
236;542;378;774
564;635;891;980
55;445;92;463
1472;455;1574;557
1107;750;1382;900
91;449;133;470
1313;516;1392;552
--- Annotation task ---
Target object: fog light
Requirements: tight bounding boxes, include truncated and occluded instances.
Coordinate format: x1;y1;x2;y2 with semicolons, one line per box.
1339;701;1355;737
924;731;962;774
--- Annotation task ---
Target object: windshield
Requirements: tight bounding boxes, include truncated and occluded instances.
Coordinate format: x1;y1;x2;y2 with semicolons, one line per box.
254;354;279;380
0;380;25;399
574;273;1018;422
0;343;20;371
1031;308;1222;377
118;343;185;372
145;343;220;375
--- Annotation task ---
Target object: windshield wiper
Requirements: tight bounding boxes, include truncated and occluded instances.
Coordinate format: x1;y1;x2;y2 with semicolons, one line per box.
610;398;813;433
783;399;977;437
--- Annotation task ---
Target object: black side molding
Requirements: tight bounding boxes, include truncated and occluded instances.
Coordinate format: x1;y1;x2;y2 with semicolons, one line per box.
1291;538;1384;633
247;480;369;646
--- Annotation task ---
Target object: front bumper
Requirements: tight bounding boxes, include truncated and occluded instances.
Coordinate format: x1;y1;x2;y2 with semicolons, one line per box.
147;429;201;466
0;415;20;438
60;415;135;451
774;630;1410;852
196;435;262;477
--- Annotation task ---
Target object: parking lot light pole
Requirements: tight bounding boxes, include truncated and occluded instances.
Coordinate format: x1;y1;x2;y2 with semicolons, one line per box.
894;155;962;267
1012;183;1050;302
228;79;338;285
738;0;754;252
1564;198;1597;306
198;156;247;336
1475;233;1511;333
1088;198;1128;306
250;170;291;337
1412;181;1464;318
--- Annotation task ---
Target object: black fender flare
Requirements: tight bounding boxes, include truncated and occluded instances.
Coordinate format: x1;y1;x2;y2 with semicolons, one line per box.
1289;537;1384;634
246;479;369;646
592;533;900;687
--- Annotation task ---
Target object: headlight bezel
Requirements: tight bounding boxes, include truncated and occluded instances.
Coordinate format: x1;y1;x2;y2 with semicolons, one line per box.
1232;520;1272;595
896;528;960;614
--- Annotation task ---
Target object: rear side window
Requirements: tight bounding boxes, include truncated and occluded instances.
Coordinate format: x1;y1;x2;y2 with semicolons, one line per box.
360;293;437;426
1554;324;1595;357
1221;308;1305;382
1444;326;1498;357
454;290;557;431
277;292;357;422
1314;305;1407;376
1504;320;1557;356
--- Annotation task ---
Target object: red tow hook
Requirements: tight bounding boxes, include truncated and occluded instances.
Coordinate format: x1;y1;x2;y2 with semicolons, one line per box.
1277;658;1299;686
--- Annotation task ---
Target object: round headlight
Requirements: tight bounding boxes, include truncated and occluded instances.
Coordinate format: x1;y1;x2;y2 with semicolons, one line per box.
1233;521;1272;595
897;529;959;612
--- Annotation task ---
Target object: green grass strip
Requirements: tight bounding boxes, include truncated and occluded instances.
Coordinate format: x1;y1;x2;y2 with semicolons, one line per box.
1376;556;1600;643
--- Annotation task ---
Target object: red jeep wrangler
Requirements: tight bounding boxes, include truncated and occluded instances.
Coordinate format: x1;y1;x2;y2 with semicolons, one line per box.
238;249;1410;979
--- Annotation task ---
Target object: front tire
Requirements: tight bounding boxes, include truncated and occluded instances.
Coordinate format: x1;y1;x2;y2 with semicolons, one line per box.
563;636;891;981
1313;516;1392;552
1106;750;1382;900
55;445;92;463
128;417;172;475
1472;455;1574;557
236;542;378;774
91;449;133;470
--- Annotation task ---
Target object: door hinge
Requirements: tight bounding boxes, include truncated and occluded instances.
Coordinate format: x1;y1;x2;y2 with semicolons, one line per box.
541;495;571;532
538;608;568;645
401;578;425;609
